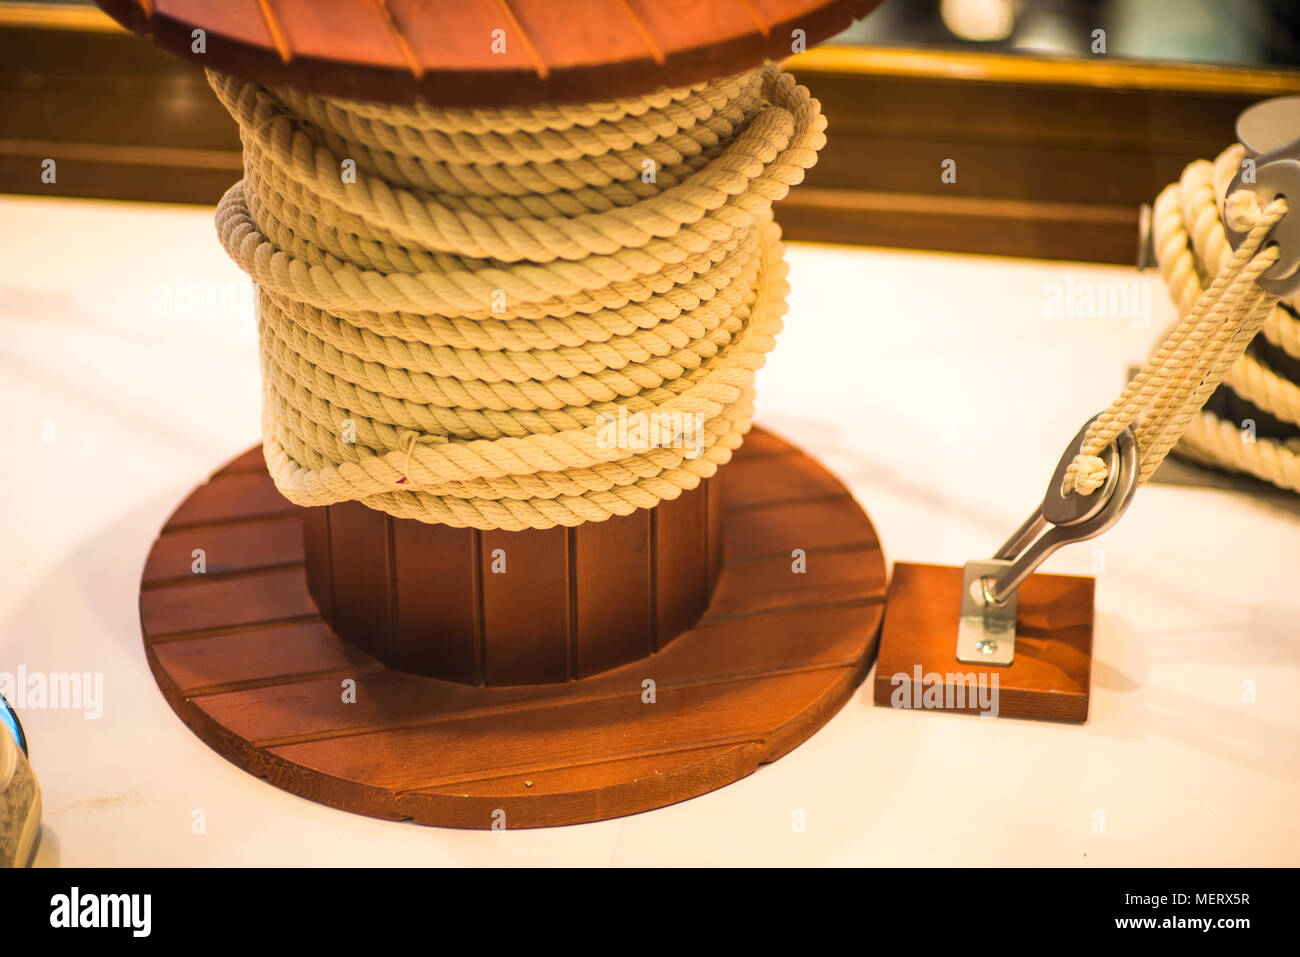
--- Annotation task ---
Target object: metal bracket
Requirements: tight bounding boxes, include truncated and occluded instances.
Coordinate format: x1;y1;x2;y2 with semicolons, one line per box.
954;415;1140;667
957;559;1017;665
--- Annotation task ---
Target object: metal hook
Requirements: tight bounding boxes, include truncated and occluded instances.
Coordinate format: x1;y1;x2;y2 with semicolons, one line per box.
956;414;1139;666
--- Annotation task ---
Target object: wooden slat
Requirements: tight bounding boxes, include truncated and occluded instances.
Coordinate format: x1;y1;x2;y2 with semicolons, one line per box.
154;0;276;48
411;743;741;797
390;520;478;683
301;507;332;624
725;495;877;560
142;514;302;583
479;524;570;685
166;471;297;527
269;0;409;69
150;620;379;694
706;466;724;593
211;446;270;477
653;483;710;649
140;565;317;637
723;450;846;508
627;0;766;54
389;0;534;73
511;0;651;69
730;428;796;461
573;509;653;678
703;545;885;622
326;501;393;658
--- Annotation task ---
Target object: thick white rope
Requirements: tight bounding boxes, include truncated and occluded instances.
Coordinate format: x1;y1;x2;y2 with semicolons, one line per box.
209;64;826;529
1063;144;1292;495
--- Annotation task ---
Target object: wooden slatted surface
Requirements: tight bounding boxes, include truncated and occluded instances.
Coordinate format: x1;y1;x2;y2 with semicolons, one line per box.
95;0;882;105
140;426;886;828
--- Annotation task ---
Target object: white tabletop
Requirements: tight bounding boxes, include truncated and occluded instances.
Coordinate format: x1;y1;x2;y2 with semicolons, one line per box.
1;194;1296;866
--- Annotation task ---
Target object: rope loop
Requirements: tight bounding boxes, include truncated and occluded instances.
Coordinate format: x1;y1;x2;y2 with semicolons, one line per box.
1062;151;1288;496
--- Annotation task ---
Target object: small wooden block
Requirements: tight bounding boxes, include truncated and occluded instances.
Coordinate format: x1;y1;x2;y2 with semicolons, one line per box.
873;562;1094;723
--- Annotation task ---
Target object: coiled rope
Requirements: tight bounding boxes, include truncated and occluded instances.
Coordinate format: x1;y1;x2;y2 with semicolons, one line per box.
1063;143;1296;496
209;64;825;529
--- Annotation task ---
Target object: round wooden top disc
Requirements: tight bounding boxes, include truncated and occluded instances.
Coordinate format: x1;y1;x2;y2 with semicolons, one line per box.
140;426;886;828
95;0;882;105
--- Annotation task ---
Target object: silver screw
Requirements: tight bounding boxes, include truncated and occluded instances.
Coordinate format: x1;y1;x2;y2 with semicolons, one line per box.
976;639;998;656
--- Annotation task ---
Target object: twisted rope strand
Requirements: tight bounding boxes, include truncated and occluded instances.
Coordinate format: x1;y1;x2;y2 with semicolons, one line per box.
1062;143;1287;495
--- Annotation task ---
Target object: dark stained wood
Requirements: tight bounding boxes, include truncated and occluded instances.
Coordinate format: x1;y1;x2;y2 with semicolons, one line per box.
165;470;297;527
724;495;876;560
212;446;270;476
731;427;798;460
140;565;318;637
94;0;880;106
873;562;1094;724
150;620;381;694
143;514;302;584
480;524;571;685
10;16;1299;263
139;426;886;828
777;47;1300;263
653;483;710;650
326;500;394;661
703;545;885;622
390;520;478;683
777;188;1141;268
300;506;332;624
306;479;720;686
195;601;875;744
573;508;653;679
723;447;845;507
706;468;724;594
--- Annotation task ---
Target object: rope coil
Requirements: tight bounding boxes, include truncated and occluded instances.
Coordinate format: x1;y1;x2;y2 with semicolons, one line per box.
210;63;826;530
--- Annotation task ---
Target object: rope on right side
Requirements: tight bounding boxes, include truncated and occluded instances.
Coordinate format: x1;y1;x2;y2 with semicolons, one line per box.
1062;144;1299;496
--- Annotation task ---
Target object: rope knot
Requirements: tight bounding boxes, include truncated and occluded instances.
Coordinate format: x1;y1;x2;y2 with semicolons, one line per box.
1067;453;1109;496
398;431;449;485
1224;187;1262;233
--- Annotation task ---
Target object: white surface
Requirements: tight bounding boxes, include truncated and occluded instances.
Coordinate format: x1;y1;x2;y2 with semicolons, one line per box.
1;194;1297;866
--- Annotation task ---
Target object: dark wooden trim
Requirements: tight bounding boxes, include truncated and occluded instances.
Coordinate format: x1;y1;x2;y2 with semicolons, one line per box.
776;187;1140;263
3;7;1298;262
778;47;1300;263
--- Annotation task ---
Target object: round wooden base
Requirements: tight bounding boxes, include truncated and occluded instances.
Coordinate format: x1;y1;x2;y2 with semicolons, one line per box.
139;427;886;828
